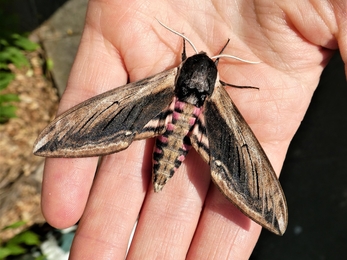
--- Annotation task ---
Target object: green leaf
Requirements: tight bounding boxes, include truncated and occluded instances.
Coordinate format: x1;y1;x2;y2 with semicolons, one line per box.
8;231;41;246
0;38;9;47
0;105;17;123
0;94;20;103
0;46;29;67
46;58;54;71
0;62;9;70
12;33;39;51
0;72;15;90
21;231;41;246
0;247;12;259
2;221;26;231
1;243;26;256
35;255;47;260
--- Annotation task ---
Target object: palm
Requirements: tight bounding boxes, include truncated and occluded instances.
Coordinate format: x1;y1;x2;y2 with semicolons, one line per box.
41;0;344;259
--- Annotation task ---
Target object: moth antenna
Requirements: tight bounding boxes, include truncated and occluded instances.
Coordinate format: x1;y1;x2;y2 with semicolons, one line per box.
182;38;187;61
156;18;199;54
211;54;261;64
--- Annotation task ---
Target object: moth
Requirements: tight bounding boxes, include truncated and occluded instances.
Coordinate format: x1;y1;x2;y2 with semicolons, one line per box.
33;21;288;235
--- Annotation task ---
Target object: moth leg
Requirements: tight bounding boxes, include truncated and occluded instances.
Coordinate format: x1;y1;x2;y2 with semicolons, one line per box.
220;80;259;90
215;39;231;66
214;39;259;89
218;39;231;55
182;38;187;61
215;38;258;90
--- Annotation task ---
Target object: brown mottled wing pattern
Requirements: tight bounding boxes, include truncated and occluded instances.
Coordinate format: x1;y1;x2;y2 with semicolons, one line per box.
33;68;177;157
191;83;288;235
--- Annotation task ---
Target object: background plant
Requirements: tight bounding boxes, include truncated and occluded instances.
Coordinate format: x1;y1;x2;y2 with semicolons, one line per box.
0;8;39;123
0;221;43;260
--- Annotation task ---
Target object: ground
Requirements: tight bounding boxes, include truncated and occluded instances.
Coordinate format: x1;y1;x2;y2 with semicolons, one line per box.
0;48;58;240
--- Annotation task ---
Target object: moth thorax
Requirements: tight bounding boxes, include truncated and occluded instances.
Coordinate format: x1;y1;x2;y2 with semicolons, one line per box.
175;53;218;107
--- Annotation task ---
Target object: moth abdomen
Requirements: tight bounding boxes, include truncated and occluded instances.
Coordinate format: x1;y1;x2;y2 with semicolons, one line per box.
152;101;202;192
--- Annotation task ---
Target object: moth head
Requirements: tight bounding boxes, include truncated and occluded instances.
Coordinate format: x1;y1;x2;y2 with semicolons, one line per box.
175;53;218;107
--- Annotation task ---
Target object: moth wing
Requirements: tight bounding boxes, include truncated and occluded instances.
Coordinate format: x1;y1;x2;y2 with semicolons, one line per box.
33;68;177;157
191;83;288;235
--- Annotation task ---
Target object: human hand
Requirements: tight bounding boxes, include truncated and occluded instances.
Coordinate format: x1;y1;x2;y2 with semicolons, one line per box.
40;0;346;259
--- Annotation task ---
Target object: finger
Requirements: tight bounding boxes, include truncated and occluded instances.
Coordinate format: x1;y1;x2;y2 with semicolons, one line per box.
41;13;127;227
69;141;151;258
187;185;261;259
41;157;98;228
127;151;211;259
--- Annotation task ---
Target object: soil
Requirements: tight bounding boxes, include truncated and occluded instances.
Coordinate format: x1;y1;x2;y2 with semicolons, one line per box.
0;48;59;240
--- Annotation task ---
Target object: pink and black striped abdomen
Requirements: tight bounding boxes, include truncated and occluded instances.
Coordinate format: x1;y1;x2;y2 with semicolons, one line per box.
153;100;202;192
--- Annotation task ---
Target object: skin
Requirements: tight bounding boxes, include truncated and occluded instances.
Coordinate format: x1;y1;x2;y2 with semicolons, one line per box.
40;0;347;259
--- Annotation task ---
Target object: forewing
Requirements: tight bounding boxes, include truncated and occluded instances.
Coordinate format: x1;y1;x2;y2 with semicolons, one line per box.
33;68;177;157
202;83;288;235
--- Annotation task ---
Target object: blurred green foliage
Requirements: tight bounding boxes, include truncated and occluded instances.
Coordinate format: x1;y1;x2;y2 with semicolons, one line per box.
0;221;42;260
0;8;39;123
